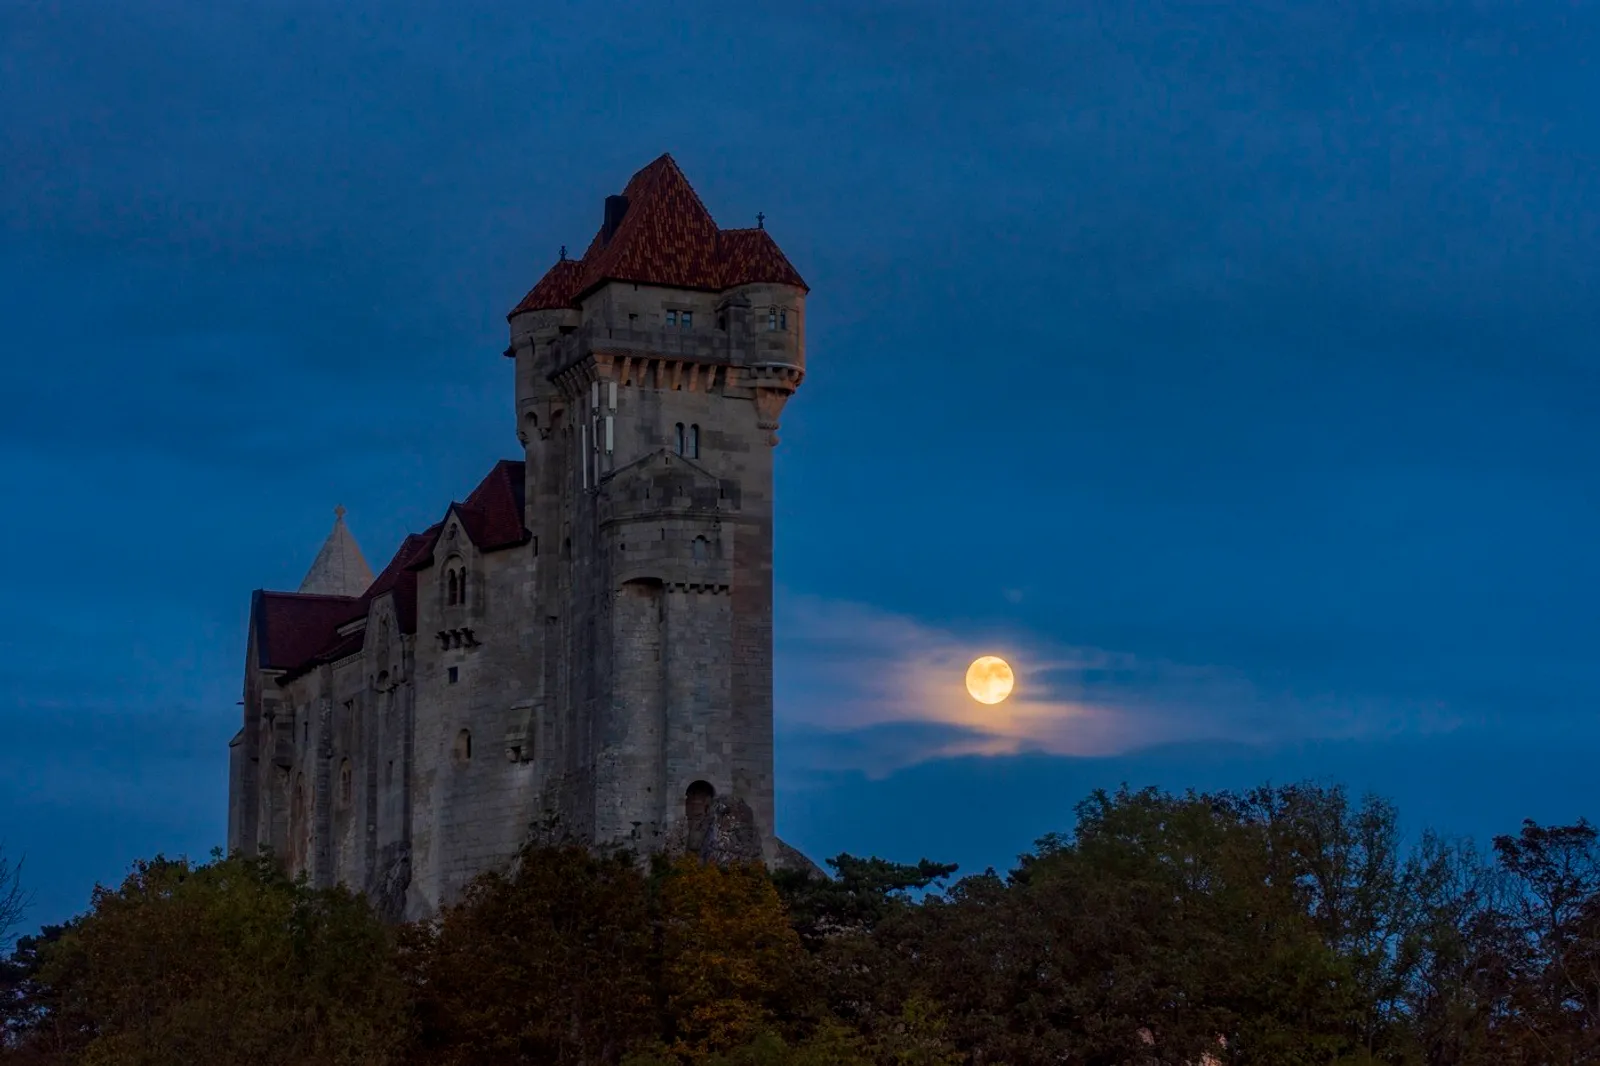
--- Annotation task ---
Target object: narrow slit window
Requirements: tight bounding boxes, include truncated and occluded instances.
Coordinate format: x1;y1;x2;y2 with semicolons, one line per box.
689;423;700;458
675;422;685;455
779;309;787;330
447;570;458;606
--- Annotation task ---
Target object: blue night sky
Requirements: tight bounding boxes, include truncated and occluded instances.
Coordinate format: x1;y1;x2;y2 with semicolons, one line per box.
3;1;1599;928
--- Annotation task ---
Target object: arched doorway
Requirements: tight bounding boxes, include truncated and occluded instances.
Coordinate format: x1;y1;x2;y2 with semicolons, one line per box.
685;780;715;851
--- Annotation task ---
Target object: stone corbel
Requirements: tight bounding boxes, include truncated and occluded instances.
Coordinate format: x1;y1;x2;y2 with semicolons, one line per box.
753;388;790;447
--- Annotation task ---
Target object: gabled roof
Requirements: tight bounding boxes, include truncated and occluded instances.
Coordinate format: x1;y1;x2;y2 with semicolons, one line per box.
409;459;529;567
364;526;438;635
297;506;374;597
252;590;364;672
250;460;529;685
508;154;807;318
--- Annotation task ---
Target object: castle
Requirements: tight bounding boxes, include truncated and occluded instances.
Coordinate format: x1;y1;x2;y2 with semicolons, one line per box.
226;154;813;919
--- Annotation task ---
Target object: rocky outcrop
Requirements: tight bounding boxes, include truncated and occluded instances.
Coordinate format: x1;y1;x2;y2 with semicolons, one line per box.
369;843;412;924
771;836;824;879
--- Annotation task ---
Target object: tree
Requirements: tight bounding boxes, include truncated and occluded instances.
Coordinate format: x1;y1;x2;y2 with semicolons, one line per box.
1486;819;1600;1061
403;844;657;1066
0;846;28;955
19;852;407;1066
1396;831;1503;1065
772;854;957;947
1;923;80;1062
653;857;813;1060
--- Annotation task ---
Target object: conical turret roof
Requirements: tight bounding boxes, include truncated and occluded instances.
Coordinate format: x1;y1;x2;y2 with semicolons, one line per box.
297;505;374;597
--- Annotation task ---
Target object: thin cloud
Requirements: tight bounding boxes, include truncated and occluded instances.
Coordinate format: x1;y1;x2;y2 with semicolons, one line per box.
775;592;1460;779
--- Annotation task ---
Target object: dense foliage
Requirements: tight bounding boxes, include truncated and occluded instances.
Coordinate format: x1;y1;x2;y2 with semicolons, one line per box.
5;784;1600;1064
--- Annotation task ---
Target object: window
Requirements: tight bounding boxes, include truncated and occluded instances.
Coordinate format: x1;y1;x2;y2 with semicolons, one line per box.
767;307;777;330
448;666;459;684
692;535;709;562
780;309;787;330
339;758;352;804
688;423;700;458
681;310;692;329
447;570;459;606
453;729;472;765
666;310;678;327
457;568;467;606
303;719;309;743
674;422;685;455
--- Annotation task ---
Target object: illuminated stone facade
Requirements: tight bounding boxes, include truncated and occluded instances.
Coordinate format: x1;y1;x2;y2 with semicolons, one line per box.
226;155;814;919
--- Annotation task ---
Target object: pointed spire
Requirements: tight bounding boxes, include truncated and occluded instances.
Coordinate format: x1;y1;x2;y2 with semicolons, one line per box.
298;506;374;597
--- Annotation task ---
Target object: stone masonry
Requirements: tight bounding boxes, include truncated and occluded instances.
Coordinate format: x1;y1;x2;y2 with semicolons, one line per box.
226;155;816;919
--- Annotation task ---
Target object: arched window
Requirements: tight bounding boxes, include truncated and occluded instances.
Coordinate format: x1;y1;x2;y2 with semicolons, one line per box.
454;729;472;765
688;424;700;459
446;570;459;606
674;422;685;455
767;307;777;331
779;308;787;330
456;568;467;606
692;535;709;563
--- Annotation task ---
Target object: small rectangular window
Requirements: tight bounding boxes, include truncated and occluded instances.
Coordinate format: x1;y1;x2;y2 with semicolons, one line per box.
666;310;677;326
681;311;692;329
448;666;459;684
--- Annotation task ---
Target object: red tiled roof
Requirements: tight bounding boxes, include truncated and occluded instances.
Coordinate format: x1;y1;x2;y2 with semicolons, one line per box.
714;227;807;289
575;154;723;296
409;459;528;567
459;459;528;551
506;154;807;320
253;590;363;672
365;526;437;635
255;461;526;682
509;258;586;315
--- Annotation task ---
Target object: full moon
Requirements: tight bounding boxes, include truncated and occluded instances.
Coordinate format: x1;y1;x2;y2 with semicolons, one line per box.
965;655;1015;705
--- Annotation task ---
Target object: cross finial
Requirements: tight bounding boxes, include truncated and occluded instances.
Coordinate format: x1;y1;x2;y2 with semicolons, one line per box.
559;244;567;261
756;212;765;230
334;504;346;521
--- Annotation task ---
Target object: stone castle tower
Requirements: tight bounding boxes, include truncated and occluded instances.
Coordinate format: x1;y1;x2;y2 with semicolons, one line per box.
227;155;812;919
